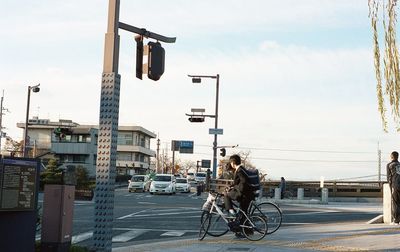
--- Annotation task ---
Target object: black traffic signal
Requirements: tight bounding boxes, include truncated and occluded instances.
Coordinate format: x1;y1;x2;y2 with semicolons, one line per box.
188;116;205;123
220;148;226;157
147;41;165;81
135;36;144;80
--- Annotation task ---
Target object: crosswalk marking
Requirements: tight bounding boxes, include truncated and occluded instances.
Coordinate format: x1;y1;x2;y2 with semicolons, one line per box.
112;230;147;242
72;231;93;244
160;231;185;237
66;228;196;244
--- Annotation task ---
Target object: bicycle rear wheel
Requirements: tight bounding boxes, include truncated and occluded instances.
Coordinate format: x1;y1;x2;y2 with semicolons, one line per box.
251;202;282;234
200;211;228;237
199;212;211;240
242;215;267;241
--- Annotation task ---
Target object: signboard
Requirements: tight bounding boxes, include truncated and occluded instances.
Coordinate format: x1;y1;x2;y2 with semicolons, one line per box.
209;128;223;135
201;159;211;168
179;140;194;154
0;158;39;211
171;140;180;151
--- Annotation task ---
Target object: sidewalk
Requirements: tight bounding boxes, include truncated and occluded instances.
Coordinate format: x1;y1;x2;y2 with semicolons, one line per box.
113;221;400;252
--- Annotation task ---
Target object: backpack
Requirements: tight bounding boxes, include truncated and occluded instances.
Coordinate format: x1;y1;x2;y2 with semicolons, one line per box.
242;167;261;198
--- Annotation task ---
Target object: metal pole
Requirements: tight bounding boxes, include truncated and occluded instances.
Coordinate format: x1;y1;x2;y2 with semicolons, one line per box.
23;86;31;157
93;0;120;251
0;90;4;153
212;74;220;179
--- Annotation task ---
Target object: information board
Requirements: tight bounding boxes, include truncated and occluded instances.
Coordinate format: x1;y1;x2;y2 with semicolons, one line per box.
179;140;194;154
0;158;39;211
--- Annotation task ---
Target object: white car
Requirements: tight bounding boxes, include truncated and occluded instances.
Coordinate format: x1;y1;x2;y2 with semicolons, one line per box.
186;172;195;181
149;174;176;195
128;175;151;192
195;172;207;183
175;178;191;193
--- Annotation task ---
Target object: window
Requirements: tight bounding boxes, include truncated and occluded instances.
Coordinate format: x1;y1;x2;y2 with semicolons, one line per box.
73;155;86;163
117;152;132;161
117;132;133;145
78;135;90;143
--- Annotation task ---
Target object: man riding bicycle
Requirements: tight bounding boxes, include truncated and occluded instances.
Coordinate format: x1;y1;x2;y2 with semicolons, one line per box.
224;154;255;218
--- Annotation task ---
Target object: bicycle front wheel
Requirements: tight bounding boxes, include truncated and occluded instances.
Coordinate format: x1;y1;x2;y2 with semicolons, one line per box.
200;211;229;237
242;215;267;241
199;211;211;240
251;202;282;234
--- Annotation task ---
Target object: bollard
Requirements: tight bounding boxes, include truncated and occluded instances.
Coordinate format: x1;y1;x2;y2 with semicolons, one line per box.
274;188;281;200
297;188;304;200
321;188;328;204
383;183;392;223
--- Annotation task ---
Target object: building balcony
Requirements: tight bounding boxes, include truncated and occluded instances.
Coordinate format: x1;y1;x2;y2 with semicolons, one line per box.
117;145;156;156
117;160;150;169
52;142;96;155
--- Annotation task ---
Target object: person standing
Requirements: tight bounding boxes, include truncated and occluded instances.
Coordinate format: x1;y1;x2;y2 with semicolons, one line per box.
279;177;286;199
387;151;400;224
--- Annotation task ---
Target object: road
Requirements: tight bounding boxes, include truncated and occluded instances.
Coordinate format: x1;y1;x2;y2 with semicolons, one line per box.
38;188;382;248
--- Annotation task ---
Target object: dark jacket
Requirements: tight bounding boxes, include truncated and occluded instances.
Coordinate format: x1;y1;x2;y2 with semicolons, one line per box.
231;165;253;200
387;160;400;188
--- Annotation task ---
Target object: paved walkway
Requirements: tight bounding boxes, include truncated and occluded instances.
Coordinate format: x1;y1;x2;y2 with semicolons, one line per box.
113;221;400;252
112;202;400;252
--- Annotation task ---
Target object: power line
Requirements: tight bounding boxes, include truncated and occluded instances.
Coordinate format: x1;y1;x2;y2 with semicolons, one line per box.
251;157;377;163
195;144;375;154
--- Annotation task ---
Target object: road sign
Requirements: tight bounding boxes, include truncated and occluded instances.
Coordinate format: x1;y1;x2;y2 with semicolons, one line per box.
191;108;205;113
201;159;211;168
179;140;194;154
209;128;223;135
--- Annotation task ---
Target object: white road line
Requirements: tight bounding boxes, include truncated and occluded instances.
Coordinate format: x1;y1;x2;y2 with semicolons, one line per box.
130;210;200;218
72;231;93;244
112;230;147;242
137;201;157;205
160;231;185;237
117;209;151;220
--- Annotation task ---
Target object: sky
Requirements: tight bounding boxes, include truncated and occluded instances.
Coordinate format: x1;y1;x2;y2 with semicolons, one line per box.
1;0;400;181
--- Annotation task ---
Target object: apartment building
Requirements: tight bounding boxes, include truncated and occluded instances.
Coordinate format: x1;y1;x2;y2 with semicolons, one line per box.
17;117;156;177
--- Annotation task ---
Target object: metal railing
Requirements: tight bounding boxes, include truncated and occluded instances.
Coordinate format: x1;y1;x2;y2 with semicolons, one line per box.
210;179;384;198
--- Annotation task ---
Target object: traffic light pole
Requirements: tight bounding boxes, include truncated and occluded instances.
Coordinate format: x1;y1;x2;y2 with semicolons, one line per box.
212;75;220;179
94;1;175;251
187;74;220;179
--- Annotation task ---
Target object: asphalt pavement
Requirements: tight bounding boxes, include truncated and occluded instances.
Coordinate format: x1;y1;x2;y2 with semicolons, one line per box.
112;202;400;252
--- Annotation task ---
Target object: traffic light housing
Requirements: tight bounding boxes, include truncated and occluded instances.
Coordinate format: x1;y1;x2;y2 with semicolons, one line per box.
188;116;205;123
147;41;165;81
220;148;226;157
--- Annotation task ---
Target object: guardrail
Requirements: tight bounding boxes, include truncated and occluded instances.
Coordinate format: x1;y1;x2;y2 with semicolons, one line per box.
210;179;384;198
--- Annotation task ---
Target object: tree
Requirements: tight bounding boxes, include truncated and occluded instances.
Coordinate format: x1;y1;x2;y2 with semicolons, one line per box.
369;0;400;131
3;137;23;157
40;158;62;186
75;165;90;189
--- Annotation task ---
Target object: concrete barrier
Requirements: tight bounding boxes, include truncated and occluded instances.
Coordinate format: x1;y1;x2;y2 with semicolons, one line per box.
383;183;392;223
321;188;328;204
297;188;304;200
274;188;281;200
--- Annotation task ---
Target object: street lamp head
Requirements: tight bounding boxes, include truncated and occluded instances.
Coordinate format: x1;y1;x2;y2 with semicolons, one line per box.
32;87;40;93
192;78;201;83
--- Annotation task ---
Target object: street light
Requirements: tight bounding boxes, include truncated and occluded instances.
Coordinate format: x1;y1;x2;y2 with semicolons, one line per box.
187;74;220;179
23;83;40;157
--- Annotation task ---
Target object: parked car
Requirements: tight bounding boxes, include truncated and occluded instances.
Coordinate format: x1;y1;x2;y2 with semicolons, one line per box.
149;174;176;195
128;175;151;192
186;172;195;181
175;178;191;193
195;172;207;183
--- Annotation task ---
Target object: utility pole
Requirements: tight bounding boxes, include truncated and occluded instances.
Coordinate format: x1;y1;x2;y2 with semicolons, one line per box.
94;1;175;250
378;142;382;182
0;90;4;153
156;138;160;173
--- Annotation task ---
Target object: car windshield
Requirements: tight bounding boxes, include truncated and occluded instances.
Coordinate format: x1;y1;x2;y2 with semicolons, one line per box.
176;178;187;183
188;173;194;176
132;176;144;182
154;175;172;181
196;173;206;177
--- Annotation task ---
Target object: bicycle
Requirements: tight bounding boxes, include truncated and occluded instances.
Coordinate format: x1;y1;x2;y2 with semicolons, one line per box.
199;191;267;241
200;192;283;235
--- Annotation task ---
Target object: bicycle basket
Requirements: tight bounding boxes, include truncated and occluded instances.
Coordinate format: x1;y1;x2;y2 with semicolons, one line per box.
201;193;216;211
